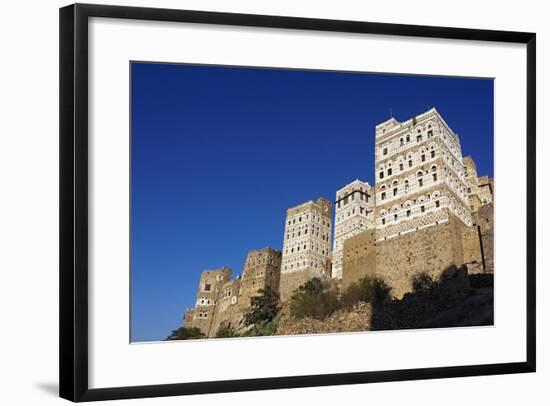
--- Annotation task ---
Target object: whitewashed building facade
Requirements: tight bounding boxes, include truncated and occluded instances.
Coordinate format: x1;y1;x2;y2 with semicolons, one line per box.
373;107;472;241
281;198;332;275
331;180;374;279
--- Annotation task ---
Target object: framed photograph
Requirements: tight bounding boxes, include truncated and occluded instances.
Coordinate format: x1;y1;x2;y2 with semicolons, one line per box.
59;3;536;402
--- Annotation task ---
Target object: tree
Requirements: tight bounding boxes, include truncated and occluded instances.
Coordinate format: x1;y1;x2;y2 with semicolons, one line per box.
289;277;340;320
340;275;392;308
165;326;204;341
215;326;239;338
243;287;281;327
299;277;324;295
241;317;280;337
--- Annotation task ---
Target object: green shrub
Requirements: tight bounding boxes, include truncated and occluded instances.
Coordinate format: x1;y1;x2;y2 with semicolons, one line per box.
243;286;281;327
242;316;281;337
165;326;204;340
289;277;340;320
215;326;240;338
340;276;392;308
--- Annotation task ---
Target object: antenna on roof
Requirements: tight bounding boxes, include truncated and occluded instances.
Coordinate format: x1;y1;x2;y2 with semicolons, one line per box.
390;107;393;118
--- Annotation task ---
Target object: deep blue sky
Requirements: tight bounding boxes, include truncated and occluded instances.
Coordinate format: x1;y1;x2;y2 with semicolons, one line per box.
131;62;494;342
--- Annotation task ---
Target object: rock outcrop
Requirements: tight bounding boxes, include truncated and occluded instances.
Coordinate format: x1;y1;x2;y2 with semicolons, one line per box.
276;302;372;336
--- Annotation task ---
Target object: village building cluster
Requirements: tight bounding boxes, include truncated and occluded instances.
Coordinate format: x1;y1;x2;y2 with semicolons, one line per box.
183;108;494;337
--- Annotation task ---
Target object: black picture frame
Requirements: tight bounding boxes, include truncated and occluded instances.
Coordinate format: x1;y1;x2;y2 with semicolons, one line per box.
59;3;536;402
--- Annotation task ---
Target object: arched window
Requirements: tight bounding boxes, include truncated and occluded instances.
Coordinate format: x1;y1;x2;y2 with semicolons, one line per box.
417;171;423;178
378;165;385;180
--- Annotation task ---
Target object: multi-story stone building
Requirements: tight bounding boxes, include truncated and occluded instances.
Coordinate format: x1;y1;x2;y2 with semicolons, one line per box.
464;155;494;214
239;248;282;308
187;267;232;335
185;248;282;337
183;107;495;335
280;197;332;301
332;180;374;279
342;108;493;296
374;108;472;241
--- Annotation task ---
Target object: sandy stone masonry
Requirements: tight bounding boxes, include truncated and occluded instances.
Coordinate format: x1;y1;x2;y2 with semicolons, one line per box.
341;108;494;296
183;107;494;336
185;248;282;338
342;210;484;297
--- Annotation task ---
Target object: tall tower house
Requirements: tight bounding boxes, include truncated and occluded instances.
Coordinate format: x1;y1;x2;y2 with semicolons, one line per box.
280;197;332;301
188;267;232;336
374;108;472;241
332;179;374;279
239;248;282;307
463;155;494;214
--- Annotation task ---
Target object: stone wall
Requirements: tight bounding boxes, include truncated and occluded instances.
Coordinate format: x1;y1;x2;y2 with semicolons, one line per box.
476;203;494;272
376;213;465;297
186;248;283;338
209;278;241;337
276;302;372;336
280;258;331;302
280;268;315;302
239;248;281;308
183;309;195;326
462;222;483;273
341;229;376;290
188;268;232;336
343;210;470;298
463;203;494;273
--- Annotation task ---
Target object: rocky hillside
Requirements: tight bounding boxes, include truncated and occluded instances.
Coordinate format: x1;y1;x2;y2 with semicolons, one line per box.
275;268;493;336
276;302;372;336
